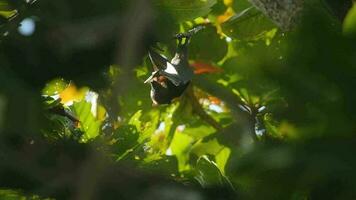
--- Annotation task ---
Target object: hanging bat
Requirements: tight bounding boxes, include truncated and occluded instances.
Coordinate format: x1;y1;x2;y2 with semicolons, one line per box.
145;26;204;105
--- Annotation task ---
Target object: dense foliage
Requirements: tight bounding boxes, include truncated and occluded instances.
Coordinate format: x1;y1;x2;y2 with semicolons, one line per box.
1;0;356;199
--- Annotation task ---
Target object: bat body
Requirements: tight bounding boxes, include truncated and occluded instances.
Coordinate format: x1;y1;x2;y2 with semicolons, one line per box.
145;35;194;105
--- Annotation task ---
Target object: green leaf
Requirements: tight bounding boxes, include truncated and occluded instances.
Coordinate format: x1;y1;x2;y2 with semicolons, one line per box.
343;3;356;36
191;138;224;156
189;26;228;62
0;1;13;11
0;1;16;19
112;125;140;160
169;132;194;172
222;7;276;40
0;10;16;18
71;100;101;141
210;0;226;16
0;189;50;200
195;155;225;187
42;96;62;110
184;124;216;139
215;147;231;175
128;110;143;130
191;139;231;175
42;79;69;96
232;0;252;13
140;110;160;143
155;0;217;22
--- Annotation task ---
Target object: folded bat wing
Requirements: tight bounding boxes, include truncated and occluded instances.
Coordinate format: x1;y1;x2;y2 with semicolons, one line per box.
144;71;160;84
161;62;181;86
147;49;182;86
148;49;170;71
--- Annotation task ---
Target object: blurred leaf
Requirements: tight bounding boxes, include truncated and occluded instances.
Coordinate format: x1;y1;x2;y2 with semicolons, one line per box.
195;156;225;187
112;125;140;160
0;10;16;18
232;0;251;13
59;83;88;104
140;110;160;143
222;7;276;40
324;0;353;21
191;61;223;74
191;139;231;175
210;0;227;16
0;189;51;200
169;131;194;172
343;3;356;36
184;124;216;139
0;1;16;19
190;26;228;62
0;1;12;11
42;78;69;96
42;96;62;110
97;105;107;122
155;0;217;22
128;110;143;130
215;147;231;175
191;138;223;156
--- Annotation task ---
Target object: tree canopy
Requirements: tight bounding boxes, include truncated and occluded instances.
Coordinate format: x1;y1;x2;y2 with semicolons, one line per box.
1;0;356;199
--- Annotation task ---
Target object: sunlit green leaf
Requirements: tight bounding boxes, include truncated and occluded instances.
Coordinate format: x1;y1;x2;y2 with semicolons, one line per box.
42;79;69;96
128;110;143;130
191;138;223;156
215;147;230;175
71;100;101;141
184;124;216;139
0;10;16;19
169;131;194;172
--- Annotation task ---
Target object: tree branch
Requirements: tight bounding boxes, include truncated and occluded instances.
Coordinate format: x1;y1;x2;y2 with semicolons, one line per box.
193;76;258;141
186;85;223;131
